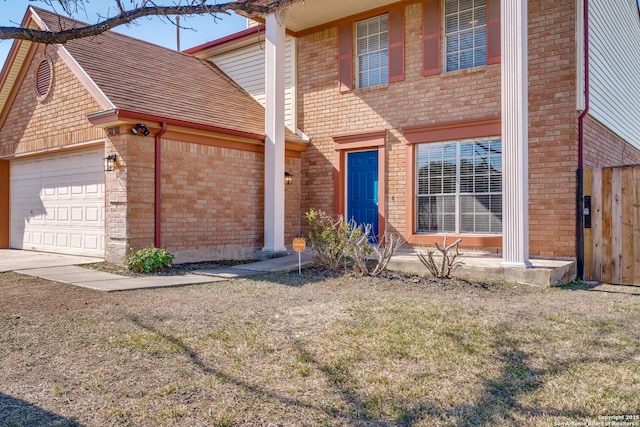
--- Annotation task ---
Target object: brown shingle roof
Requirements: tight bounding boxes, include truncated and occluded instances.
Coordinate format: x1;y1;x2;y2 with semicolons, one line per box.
33;7;300;141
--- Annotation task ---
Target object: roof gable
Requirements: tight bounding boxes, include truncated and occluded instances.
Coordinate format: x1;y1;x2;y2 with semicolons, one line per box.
33;7;268;137
1;7;306;144
0;7;285;141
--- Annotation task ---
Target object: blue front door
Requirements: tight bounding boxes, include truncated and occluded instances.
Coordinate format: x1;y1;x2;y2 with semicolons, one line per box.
347;151;379;240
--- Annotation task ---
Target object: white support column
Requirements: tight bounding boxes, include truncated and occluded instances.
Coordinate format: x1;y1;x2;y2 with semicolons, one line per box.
263;11;287;253
501;0;532;268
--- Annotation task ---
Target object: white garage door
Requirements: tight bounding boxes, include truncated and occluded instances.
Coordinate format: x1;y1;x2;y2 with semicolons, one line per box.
10;147;105;257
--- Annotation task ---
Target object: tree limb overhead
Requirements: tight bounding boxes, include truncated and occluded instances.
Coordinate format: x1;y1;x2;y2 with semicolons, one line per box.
0;0;299;44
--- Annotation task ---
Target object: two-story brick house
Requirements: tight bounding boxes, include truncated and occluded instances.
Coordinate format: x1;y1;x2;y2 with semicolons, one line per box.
2;1;640;277
189;0;640;276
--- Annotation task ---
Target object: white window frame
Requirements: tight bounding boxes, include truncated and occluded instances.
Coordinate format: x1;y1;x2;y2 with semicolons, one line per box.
443;0;487;72
355;14;389;89
415;137;502;234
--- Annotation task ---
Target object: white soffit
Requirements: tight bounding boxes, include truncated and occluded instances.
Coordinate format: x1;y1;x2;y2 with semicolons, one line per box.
0;40;31;118
283;0;401;33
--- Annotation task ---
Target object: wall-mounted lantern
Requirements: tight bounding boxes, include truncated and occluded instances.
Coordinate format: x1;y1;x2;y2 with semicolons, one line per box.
285;171;293;185
104;154;117;172
130;123;150;136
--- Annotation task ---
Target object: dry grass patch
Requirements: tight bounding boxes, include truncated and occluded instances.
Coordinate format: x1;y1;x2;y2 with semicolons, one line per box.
0;271;638;426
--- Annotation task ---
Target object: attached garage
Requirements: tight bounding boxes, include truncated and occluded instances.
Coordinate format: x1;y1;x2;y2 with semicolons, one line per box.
10;147;105;257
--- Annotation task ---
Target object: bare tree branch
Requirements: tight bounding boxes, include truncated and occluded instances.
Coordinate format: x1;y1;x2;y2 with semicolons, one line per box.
0;0;300;44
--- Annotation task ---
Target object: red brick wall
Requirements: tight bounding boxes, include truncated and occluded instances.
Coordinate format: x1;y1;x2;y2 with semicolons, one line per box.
285;156;302;240
583;116;640;167
161;139;264;254
104;131;130;262
119;136;302;262
527;0;578;257
297;0;580;258
123;135;156;253
0;45;104;156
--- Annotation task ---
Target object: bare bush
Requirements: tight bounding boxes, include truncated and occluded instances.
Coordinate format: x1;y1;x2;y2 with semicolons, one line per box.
417;236;463;279
350;226;405;276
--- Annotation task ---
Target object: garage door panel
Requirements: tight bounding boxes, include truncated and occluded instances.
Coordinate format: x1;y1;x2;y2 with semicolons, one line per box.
85;235;100;250
10;147;105;257
86;206;100;223
70;233;82;249
58;207;69;221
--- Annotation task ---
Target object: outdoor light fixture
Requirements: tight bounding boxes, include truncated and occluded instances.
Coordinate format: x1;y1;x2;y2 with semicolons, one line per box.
285;171;293;185
104;154;117;172
130;123;150;136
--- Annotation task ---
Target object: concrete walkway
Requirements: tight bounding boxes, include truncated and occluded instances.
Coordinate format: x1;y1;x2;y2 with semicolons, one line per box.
0;248;591;289
0;249;313;292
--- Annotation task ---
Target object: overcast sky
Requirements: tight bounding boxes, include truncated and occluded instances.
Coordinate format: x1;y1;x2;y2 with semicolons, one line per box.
0;1;247;66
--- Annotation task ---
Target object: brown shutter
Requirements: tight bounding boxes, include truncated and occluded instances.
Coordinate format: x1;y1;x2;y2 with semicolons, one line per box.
486;0;501;64
422;0;440;76
388;8;405;83
338;23;354;92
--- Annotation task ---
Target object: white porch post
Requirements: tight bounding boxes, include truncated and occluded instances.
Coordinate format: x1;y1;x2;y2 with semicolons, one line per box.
263;11;287;253
501;0;532;268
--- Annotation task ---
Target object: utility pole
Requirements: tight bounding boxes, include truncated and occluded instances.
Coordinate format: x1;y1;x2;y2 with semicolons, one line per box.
176;15;181;51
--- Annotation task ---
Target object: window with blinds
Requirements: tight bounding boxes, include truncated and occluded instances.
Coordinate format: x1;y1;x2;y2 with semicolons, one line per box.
444;0;487;72
356;14;389;88
416;138;502;234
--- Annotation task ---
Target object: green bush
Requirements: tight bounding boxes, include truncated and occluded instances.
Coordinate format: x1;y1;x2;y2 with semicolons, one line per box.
125;247;174;273
305;209;371;272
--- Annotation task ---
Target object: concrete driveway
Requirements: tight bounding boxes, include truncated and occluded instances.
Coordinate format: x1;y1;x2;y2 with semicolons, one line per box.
0;249;101;273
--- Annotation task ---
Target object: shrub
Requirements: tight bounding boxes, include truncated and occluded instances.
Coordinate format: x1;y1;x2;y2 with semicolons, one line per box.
305;209;404;276
305;209;358;271
351;227;405;276
125;247;174;273
416;236;463;279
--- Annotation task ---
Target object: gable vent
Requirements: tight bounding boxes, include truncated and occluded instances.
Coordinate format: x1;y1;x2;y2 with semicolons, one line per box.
35;58;53;101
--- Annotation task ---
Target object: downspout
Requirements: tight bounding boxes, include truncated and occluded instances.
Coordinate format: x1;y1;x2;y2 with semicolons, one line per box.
576;0;589;279
155;122;167;248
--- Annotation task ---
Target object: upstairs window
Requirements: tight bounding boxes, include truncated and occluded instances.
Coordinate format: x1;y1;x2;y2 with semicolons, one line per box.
356;14;389;88
444;0;487;72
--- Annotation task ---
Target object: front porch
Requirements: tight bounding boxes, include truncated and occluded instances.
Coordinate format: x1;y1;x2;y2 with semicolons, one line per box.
388;249;577;287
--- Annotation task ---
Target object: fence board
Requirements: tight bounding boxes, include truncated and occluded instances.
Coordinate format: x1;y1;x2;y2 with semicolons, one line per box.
621;168;634;284
585;165;640;285
611;168;622;284
634;168;640;285
591;168;603;283
601;168;612;283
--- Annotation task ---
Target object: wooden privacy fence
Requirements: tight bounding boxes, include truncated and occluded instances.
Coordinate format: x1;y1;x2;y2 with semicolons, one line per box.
583;166;640;285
